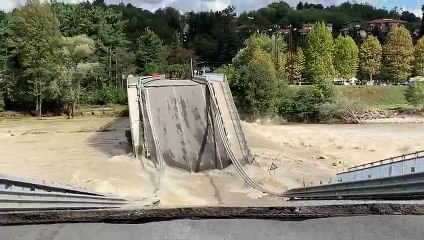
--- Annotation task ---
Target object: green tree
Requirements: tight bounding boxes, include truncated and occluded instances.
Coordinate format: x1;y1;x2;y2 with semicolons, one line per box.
359;35;382;83
9;0;62;116
166;47;196;65
233;33;287;80
136;28;166;75
113;46;136;88
414;37;424;76
55;35;96;118
215;65;249;109
304;22;336;83
286;47;305;83
405;81;424;108
53;2;128;88
0;15;12;97
246;48;279;116
333;35;359;80
383;26;414;83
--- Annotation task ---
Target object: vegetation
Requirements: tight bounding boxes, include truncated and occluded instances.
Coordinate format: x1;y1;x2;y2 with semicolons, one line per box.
304;22;335;84
9;0;62;116
383;26;414;83
359;36;382;83
414;37;424;76
286;47;305;83
333;35;359;80
405;82;424;108
290;85;409;108
56;35;96;118
246;48;279;116
0;0;423;122
136;28;166;75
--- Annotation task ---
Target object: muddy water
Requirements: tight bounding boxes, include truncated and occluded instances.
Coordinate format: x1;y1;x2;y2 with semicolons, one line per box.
0;117;156;201
1;117;424;206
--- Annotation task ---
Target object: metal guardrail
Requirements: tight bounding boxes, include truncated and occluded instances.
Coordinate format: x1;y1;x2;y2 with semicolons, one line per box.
284;171;424;200
0;175;128;211
346;150;424;172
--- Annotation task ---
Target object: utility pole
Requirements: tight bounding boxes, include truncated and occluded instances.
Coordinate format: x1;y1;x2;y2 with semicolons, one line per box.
190;58;194;79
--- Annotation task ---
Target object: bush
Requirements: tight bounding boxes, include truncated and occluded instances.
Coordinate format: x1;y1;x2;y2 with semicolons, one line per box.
404;81;424;108
0;97;4;112
284;87;321;122
283;83;336;123
81;86;127;106
318;98;364;123
165;64;191;79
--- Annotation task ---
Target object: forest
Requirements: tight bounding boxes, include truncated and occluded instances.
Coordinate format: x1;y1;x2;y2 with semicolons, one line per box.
0;0;423;122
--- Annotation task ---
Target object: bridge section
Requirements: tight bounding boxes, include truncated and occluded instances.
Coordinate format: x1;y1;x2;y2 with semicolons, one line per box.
127;75;251;172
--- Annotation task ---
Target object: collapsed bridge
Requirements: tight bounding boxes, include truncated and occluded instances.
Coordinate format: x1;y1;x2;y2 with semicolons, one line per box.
127;74;286;195
127;74;251;172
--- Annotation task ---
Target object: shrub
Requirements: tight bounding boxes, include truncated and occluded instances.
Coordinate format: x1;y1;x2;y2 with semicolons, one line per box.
283;84;336;123
404;81;424;108
0;97;4;112
81;86;127;106
284;87;321;122
318;98;364;123
165;64;191;79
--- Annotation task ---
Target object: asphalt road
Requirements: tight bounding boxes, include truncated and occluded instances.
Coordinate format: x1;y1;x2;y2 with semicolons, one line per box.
2;215;424;240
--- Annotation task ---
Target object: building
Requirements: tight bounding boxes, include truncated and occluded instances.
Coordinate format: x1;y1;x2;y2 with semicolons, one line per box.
340;20;361;36
298;23;333;36
367;19;406;31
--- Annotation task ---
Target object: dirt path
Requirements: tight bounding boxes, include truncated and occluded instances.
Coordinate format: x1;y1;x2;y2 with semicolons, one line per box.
1;117;423;206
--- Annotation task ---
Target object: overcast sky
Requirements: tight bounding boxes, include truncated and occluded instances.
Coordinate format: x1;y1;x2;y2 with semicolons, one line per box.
1;0;422;17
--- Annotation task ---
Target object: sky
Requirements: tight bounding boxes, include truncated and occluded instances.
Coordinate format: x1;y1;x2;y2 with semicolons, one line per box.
1;0;422;17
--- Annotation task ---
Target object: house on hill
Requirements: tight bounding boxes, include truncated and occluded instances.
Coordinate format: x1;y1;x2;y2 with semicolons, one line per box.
367;19;407;31
298;23;333;37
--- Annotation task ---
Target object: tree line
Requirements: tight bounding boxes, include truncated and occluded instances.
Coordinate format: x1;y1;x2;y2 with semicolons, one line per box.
0;0;423;117
0;0;194;116
217;22;424;122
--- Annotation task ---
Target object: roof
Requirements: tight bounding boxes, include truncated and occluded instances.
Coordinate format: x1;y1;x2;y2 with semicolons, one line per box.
368;19;407;24
274;29;291;34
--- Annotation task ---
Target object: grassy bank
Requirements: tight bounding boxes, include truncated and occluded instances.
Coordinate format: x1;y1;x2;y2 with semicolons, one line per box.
290;85;409;109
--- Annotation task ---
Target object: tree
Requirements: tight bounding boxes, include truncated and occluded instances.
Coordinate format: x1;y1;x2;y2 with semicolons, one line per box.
55;35;96;118
405;81;424;108
234;33;287;79
304;22;336;83
333;35;359;80
414;37;424;76
286;47;305;83
166;47;196;65
359;35;382;83
136;28;166;74
246;48;279;116
9;0;62;116
383;26;414;83
0;15;12;97
215;64;249;110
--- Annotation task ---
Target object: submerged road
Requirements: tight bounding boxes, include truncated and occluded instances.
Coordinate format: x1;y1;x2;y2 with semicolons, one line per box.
2;216;424;240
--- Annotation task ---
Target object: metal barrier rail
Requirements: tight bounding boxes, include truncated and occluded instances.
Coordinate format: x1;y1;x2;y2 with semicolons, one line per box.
284;171;424;200
0;175;128;211
1;175;101;196
346;150;424;172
